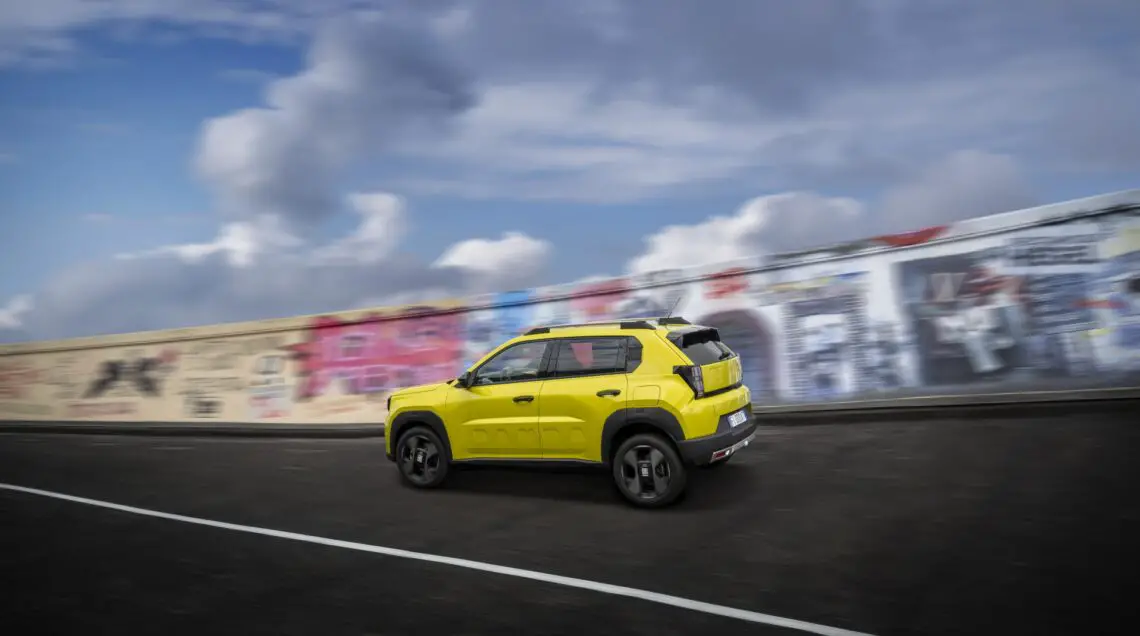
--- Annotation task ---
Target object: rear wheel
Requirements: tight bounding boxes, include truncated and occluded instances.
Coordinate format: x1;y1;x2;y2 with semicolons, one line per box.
396;425;450;489
612;433;687;508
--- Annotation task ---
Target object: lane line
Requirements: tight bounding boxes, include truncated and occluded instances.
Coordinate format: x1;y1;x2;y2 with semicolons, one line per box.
0;482;873;636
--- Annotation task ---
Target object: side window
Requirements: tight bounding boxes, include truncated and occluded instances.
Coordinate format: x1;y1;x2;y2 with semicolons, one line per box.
552;338;626;378
472;341;549;386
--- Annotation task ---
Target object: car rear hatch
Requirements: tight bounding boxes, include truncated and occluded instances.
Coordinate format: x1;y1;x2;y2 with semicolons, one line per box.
665;326;743;397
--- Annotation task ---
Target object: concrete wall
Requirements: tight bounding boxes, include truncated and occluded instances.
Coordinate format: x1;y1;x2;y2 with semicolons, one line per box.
2;191;1139;425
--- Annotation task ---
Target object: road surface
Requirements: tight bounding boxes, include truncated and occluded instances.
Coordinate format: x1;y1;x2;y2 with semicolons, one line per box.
2;410;1137;635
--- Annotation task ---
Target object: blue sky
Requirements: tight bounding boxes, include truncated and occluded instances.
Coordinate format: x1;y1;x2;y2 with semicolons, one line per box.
1;0;1138;343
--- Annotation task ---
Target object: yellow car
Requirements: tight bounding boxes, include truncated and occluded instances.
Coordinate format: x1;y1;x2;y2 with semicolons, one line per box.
384;317;756;508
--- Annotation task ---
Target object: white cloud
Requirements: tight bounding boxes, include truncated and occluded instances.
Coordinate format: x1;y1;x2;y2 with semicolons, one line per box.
310;192;407;265
115;214;299;267
627;149;1034;274
193;11;473;229
627;192;865;274
433;231;553;292
0;295;33;330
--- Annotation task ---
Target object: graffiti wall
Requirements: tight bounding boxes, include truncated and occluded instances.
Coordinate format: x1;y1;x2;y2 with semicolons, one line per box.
1;192;1138;424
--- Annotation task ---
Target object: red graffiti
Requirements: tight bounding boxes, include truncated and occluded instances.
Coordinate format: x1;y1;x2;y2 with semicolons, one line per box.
569;279;630;321
873;225;949;247
1077;299;1127;310
704;267;750;299
287;307;465;400
0;364;41;400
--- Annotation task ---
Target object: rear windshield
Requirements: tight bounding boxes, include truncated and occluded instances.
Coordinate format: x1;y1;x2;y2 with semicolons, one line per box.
677;338;735;365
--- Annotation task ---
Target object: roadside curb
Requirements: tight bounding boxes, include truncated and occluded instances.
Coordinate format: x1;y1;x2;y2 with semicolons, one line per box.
0;421;385;438
753;387;1140;425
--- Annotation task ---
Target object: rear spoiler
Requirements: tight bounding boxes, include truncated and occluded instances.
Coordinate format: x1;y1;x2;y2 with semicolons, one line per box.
666;326;721;349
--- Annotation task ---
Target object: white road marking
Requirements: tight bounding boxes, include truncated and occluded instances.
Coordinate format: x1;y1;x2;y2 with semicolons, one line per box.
0;482;873;636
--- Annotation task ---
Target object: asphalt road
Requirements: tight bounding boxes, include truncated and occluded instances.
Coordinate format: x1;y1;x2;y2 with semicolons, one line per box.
2;410;1138;636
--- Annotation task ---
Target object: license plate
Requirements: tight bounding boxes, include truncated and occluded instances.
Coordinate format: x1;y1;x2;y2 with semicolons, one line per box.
728;410;748;428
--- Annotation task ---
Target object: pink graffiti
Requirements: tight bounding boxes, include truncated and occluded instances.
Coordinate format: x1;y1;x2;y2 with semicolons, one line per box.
287;308;465;400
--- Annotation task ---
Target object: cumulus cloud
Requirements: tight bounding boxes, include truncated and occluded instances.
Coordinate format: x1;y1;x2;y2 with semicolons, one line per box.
11;227;551;343
433;232;554;293
628;193;866;275
193;10;474;231
627;150;1035;274
0;295;33;330
3;188;552;342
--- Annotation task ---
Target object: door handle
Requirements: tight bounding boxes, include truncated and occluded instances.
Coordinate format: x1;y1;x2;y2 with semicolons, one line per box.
596;389;622;397
513;395;535;403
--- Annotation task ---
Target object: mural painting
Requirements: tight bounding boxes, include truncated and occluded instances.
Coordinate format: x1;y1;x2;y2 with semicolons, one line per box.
764;272;873;400
1087;217;1140;372
180;339;249;419
248;352;292;420
0;359;52;417
286;306;465;418
67;347;180;417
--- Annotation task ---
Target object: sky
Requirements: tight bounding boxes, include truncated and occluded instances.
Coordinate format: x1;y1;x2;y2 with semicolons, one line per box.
1;0;1138;343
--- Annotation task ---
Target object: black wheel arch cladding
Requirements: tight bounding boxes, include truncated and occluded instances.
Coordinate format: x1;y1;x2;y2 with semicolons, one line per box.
388;411;453;462
601;407;686;466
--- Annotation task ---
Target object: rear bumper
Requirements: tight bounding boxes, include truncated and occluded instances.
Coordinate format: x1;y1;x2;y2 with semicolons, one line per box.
677;413;757;466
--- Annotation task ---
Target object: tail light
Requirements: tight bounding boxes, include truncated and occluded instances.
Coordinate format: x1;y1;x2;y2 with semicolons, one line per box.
673;365;705;398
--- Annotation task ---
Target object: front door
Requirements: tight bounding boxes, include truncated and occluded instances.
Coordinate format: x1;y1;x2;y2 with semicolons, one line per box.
538;337;630;462
447;340;550;459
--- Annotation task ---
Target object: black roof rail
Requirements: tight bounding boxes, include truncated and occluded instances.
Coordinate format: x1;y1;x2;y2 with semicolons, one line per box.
656;316;691;325
523;320;658;335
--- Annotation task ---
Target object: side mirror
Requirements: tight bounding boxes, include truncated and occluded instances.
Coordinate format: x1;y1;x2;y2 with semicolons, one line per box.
456;371;472;389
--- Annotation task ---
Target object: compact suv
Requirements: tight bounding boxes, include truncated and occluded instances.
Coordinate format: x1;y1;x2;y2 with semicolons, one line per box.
384;317;756;508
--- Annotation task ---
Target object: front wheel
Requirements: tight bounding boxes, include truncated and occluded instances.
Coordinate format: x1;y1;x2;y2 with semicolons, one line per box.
396;425;450;489
612;433;688;508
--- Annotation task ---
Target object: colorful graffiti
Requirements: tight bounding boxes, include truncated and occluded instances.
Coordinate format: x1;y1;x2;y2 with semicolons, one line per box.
286;307;465;401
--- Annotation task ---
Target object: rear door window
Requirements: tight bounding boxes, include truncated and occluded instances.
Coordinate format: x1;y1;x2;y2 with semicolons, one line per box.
551;338;626;377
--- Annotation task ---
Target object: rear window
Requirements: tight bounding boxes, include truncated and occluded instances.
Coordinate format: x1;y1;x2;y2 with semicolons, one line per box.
675;336;735;365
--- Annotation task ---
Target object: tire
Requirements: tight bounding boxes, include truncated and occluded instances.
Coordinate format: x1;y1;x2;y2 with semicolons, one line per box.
612;433;688;508
395;425;450;489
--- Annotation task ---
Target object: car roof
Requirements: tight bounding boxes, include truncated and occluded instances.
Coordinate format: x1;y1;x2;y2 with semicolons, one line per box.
512;318;705;341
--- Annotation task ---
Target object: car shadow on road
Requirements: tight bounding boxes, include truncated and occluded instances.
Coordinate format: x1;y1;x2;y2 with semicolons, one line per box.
435;461;756;510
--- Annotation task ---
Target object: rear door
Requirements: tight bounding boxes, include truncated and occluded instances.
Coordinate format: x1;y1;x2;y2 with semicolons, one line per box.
537;336;630;462
668;327;743;394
